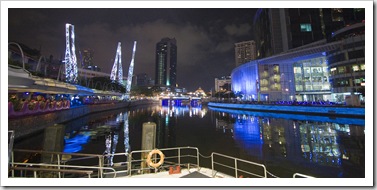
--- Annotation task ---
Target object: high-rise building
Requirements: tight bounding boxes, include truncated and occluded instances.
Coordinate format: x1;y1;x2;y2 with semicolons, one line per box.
253;8;365;60
253;8;286;59
82;49;94;68
215;76;232;92
155;37;177;87
235;40;256;67
232;8;365;103
81;49;101;71
327;22;365;104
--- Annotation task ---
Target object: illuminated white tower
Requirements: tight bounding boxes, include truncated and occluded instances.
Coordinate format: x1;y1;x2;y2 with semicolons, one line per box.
64;23;78;83
110;42;123;85
125;41;137;99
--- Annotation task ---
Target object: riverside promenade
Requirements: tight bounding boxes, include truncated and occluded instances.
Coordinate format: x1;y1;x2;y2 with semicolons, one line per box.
8;99;158;140
208;101;365;118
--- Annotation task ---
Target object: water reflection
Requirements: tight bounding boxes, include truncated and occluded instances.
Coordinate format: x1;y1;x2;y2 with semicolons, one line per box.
42;104;364;177
210;107;364;172
62;110;131;167
159;106;207;118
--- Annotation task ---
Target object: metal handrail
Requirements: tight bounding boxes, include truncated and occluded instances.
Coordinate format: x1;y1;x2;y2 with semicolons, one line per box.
8;131;15;165
11;149;106;178
127;146;200;177
211;152;267;178
11;162;117;178
293;173;315;178
10;147;315;178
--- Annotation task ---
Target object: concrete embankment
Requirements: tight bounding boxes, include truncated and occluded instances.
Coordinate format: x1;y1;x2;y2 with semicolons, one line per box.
9;100;158;140
208;102;365;118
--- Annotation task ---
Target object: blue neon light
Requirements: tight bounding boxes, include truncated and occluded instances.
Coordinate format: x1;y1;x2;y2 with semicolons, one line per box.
209;106;364;126
63;133;90;153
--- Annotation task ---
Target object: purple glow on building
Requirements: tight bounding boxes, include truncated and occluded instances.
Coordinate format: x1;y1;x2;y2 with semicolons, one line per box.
231;61;259;100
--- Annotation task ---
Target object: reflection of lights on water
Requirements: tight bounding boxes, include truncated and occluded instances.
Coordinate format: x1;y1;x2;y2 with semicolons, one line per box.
123;112;130;153
63;133;90;153
105;134;112;153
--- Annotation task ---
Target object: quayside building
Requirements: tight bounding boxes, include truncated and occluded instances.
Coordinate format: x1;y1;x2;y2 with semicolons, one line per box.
231;8;365;103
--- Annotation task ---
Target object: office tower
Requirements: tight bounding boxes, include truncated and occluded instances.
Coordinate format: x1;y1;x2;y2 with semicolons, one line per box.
82;49;101;71
253;8;365;60
233;8;365;102
215;76;232;92
235;40;256;67
155;37;177;87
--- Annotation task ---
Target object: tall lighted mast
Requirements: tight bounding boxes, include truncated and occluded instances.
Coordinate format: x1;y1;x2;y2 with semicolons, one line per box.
64;23;78;83
110;42;123;85
125;41;137;99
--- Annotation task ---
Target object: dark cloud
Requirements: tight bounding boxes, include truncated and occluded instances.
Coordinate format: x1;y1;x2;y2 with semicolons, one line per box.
8;8;257;91
224;23;252;36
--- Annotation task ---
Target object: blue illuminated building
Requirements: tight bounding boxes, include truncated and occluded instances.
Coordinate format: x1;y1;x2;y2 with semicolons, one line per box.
231;61;259;100
232;44;335;102
232;8;365;103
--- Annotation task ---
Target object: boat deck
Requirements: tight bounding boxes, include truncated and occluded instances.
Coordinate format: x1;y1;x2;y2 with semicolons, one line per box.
124;167;233;178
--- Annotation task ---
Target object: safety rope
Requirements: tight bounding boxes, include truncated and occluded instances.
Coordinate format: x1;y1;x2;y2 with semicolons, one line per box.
266;170;280;178
198;153;212;159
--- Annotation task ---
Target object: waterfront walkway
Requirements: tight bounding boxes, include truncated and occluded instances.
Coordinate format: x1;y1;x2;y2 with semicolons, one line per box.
208;101;365;118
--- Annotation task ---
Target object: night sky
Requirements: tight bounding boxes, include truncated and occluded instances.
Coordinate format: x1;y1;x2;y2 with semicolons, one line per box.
8;8;257;92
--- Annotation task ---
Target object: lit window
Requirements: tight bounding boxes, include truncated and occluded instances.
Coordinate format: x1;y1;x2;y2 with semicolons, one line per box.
338;67;345;74
360;64;365;71
300;24;312;32
352;65;359;72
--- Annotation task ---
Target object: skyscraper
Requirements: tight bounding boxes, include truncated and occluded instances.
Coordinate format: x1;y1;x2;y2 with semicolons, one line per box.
253;8;365;60
155;37;177;87
234;40;256;67
82;49;94;68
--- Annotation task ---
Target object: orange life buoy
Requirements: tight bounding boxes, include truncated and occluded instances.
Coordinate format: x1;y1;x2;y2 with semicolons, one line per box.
146;149;165;168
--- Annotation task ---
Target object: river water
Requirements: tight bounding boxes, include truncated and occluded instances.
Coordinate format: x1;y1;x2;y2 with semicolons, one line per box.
14;104;365;178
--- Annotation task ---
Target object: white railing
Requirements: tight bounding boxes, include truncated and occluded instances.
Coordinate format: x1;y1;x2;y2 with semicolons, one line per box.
127;147;200;177
293;173;315;178
10;149;110;178
9;147;314;178
8;131;15;165
211;152;267;178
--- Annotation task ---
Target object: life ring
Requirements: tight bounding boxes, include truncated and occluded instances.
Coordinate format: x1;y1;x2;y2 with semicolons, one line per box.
146;149;165;168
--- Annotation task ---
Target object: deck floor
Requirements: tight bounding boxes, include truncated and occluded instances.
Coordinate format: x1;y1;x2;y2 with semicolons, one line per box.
122;168;233;178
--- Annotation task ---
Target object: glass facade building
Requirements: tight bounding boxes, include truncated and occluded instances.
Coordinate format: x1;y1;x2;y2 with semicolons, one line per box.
232;8;365;103
253;8;365;60
293;56;331;101
327;23;365;103
155;38;177;87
